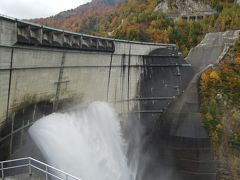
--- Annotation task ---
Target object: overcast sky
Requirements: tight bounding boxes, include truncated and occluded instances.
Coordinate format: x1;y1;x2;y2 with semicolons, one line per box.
0;0;91;19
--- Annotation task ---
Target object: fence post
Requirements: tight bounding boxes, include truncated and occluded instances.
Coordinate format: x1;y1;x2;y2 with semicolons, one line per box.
9;113;15;157
45;166;48;180
20;120;25;146
65;174;68;180
28;158;32;176
1;162;4;180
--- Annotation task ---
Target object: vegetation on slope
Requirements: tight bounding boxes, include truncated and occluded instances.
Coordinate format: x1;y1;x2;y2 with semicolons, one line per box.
94;0;213;56
96;0;240;56
200;37;240;145
32;0;122;34
32;0;240;56
200;37;240;179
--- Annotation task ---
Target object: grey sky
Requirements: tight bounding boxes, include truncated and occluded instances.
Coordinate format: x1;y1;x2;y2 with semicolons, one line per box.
0;0;91;19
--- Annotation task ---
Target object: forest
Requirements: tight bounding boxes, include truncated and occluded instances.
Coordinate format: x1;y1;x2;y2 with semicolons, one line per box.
199;36;240;179
200;37;240;145
32;0;240;56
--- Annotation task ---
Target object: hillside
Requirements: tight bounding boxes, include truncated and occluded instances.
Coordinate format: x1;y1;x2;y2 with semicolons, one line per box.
155;0;217;18
200;35;240;180
30;0;240;57
96;0;240;56
31;0;123;34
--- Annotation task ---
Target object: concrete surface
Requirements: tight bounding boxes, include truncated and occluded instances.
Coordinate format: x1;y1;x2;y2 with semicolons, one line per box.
2;173;44;180
161;30;240;180
0;16;181;162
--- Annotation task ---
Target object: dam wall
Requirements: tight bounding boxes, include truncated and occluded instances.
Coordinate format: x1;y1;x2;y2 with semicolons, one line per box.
0;46;141;123
0;16;182;160
0;16;176;124
0;15;220;180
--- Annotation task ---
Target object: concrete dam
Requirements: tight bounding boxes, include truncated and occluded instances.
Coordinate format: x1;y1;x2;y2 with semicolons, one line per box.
1;15;238;180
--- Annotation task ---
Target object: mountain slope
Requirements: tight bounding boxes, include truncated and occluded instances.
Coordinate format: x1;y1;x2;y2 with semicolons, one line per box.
30;0;240;56
31;0;123;33
199;33;240;180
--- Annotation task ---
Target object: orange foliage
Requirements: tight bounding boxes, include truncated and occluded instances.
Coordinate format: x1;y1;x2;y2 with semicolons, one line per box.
209;71;220;81
201;71;210;82
220;62;230;72
31;0;117;33
235;54;240;65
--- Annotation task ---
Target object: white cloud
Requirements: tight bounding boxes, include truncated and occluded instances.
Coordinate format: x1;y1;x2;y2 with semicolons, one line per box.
0;0;91;19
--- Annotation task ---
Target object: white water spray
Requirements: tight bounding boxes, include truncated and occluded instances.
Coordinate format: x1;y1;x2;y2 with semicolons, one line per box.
29;102;133;180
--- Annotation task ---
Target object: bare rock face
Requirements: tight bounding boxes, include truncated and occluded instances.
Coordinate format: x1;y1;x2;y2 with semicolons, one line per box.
175;0;214;15
154;1;169;13
155;0;216;19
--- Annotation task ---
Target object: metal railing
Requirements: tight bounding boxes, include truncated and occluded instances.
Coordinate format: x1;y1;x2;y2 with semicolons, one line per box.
0;157;82;180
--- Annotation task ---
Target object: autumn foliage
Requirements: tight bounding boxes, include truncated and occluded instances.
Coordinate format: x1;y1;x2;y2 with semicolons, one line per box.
200;38;240;146
30;0;240;57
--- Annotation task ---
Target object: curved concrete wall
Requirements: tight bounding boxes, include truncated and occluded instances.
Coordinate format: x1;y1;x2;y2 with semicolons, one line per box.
1;15;206;180
0;16;177;126
0;17;179;160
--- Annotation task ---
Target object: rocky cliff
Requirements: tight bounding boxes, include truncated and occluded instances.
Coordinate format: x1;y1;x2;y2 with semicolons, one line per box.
155;0;217;19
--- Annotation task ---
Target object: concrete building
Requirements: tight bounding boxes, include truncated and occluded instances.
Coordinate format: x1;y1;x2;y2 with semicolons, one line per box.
155;0;217;21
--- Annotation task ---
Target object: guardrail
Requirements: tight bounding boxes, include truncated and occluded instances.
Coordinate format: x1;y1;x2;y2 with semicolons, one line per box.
0;157;82;180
